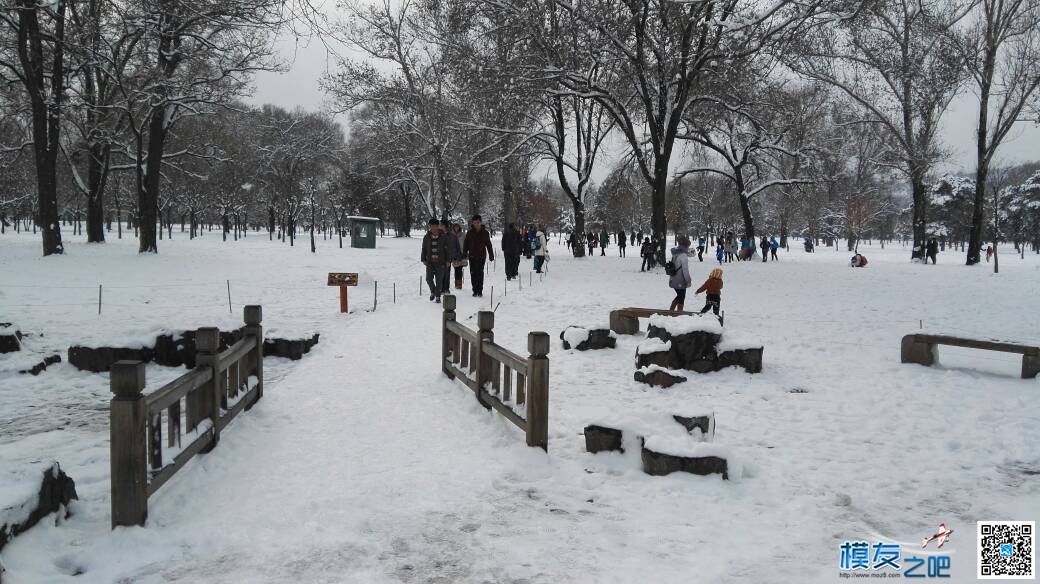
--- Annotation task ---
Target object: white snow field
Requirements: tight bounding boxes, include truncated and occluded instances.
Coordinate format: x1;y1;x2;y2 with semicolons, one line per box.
1;228;1039;583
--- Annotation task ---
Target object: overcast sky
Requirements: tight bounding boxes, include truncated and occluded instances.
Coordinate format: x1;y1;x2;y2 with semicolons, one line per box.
250;35;1040;182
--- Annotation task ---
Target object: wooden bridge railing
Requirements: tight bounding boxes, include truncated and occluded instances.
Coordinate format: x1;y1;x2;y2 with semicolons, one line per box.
110;305;265;528
441;295;549;451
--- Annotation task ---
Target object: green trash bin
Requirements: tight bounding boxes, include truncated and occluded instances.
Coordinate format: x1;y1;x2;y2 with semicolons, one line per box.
347;216;379;249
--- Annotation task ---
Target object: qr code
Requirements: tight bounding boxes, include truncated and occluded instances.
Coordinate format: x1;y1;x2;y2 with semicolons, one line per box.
979;521;1035;579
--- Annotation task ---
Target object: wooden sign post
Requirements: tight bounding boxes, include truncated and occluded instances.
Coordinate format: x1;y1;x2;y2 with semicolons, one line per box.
328;273;359;313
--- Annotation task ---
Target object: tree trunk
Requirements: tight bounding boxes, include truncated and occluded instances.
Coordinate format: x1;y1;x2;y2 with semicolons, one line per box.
85;144;110;243
910;173;928;262
502;159;518;226
138;106;167;253
735;172;756;244
651;157;669;264
572;201;587;258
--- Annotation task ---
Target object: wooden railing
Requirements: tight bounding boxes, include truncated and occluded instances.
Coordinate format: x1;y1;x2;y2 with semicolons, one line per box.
441;295;549;451
110;305;265;528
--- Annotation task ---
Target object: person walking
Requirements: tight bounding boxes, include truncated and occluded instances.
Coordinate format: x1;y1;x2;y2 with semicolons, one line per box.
695;268;724;316
769;236;779;261
985;245;994;262
502;223;522;280
599;229;609;256
618;230;627;257
444;221;463;292
640;237;654;272
760;236;770;263
587;231;596;257
715;242;725;265
926;238;939;264
533;226;548;273
630;231;636;247
463;215;494;297
667;235;693;311
696;237;705;262
420;218;448;303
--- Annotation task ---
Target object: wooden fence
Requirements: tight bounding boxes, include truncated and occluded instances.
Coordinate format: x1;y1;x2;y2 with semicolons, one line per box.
110;305;264;528
441;295;549;451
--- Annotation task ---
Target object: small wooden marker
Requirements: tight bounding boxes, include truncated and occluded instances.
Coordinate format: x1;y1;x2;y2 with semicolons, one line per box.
328;272;359;313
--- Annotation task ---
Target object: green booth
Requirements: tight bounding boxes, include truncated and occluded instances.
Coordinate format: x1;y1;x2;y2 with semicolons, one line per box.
347;216;379;249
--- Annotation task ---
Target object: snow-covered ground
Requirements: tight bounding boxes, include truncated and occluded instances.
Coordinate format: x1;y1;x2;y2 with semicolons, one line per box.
1;227;1038;583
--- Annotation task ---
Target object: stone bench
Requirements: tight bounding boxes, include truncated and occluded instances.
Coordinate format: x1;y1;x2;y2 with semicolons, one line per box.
901;333;1040;379
609;307;692;335
610;307;724;335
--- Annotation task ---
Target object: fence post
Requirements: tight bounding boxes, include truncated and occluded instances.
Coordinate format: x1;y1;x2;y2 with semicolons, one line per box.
474;310;494;410
243;305;263;404
526;332;550;451
110;360;148;528
196;327;222;451
442;294;456;379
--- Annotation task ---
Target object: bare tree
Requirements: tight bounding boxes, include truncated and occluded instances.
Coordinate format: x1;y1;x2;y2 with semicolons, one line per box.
956;0;1040;264
791;0;973;261
500;0;834;261
0;0;70;255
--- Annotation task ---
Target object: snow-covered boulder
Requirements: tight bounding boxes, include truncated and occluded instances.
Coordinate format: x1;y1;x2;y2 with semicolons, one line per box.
0;462;78;553
633;314;763;379
633;365;688;388
0;323;22;353
583;425;625;453
640;437;732;479
560;326;616;351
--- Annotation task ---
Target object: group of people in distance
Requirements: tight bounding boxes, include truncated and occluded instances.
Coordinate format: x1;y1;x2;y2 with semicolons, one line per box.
420;215;494;302
421;217;551;303
710;232;781;264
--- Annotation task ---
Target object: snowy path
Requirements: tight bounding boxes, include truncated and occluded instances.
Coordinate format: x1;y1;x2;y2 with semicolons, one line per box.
7;294;651;583
3;232;1040;583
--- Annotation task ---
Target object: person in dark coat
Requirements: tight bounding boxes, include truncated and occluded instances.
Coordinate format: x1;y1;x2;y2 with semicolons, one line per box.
502;223;522;280
640;237;654;272
696;237;705;262
463;215;494;297
586;231;596;257
618;230;627;257
760;236;770;262
926;238;939;264
420;218;448;302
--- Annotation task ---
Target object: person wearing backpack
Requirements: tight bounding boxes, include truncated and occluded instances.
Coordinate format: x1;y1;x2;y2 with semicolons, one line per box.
667;235;693;311
533;226;548;273
769;236;780;260
695;268;724;316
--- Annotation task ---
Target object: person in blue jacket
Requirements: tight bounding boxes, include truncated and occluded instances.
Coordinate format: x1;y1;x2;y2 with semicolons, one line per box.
769;236;780;261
